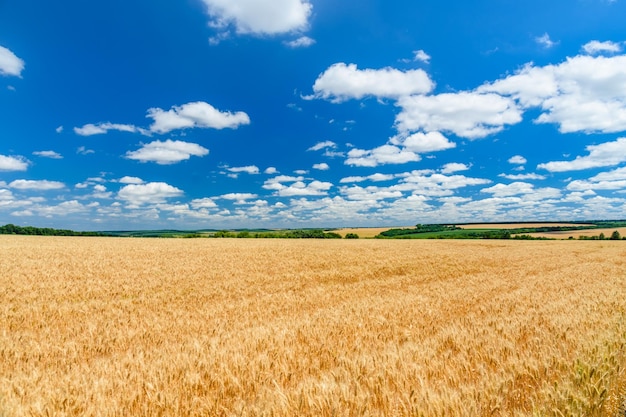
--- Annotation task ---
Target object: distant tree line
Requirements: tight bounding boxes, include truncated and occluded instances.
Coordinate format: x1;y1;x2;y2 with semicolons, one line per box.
378;224;461;238
0;224;107;237
212;229;344;239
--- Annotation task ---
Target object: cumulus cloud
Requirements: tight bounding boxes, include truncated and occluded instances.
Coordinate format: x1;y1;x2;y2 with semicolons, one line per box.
118;182;183;205
0;46;24;77
393;131;456;153
126;140;209;164
74;123;144;136
345;145;420;167
508;155;527;165
75;102;250;137
339;173;396;183
396;171;492;196
201;0;312;35
413;50;431;63
582;40;622;55
284;36;315;48
499;173;547;180
263;175;332;196
567;166;626;191
33;150;63;159
118;176;144;184
480;54;626;134
340;185;403;201
227;165;260;175
218;193;258;200
9;179;65;190
310;63;434;102
264;167;278;174
0;155;29;171
481;182;561;199
538;137;626;172
275;180;333;196
395;92;522;139
147;101;250;134
441;163;470;174
191;198;218;209
312;162;329;170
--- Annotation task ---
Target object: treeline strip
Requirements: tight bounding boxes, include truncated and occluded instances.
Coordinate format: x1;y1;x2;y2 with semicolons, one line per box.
0;224;108;237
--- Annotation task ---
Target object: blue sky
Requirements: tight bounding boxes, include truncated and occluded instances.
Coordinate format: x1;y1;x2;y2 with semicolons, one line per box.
2;0;626;230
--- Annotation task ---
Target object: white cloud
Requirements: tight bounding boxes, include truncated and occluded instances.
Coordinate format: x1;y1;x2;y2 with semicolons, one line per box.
74;123;143;136
508;155;527;165
191;198;218;209
587;166;626;181
395;92;522;139
499;173;547;180
262;175;332;196
33;150;63;159
413;50;431;63
396;171;492;196
340;185;403;201
566;166;626;191
0;46;24;77
339;173;396;183
118;176;144;184
345;145;420;167
441;163;470;174
311;63;434;102
477;63;558;108
313;162;329;170
582;40;622;55
284;36;315;48
538;137;626;172
218;193;258;200
394;131;456;153
201;0;312;35
126;139;209;164
481;54;626;134
275;180;333;197
536;33;558;49
9;179;65;190
77;146;95;155
264;167;278;174
567;179;626;191
308;141;336;151
481;182;561;199
225;165;260;177
118;182;183;205
263;175;304;190
56;126;64;134
147;101;250;134
0;155;29;171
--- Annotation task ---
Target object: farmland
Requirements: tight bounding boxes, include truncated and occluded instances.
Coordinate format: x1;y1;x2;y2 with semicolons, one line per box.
1;236;626;416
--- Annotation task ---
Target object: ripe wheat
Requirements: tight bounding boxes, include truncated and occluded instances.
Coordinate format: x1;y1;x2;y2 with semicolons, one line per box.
1;236;625;416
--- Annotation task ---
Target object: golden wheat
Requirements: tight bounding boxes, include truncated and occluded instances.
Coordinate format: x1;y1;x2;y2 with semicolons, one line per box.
1;236;625;416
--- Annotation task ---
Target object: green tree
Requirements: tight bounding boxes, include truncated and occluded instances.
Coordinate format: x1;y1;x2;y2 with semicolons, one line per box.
345;233;359;239
610;230;621;240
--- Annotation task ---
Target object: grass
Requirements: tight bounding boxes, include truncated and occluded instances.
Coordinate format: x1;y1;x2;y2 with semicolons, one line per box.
1;236;626;416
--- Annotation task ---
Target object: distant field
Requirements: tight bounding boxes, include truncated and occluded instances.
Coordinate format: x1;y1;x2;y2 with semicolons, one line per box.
1;236;626;416
459;223;593;229
526;227;626;239
333;227;408;238
336;223;598;238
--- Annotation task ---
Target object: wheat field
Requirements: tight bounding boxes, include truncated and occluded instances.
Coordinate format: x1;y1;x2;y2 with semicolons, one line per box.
1;236;625;416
